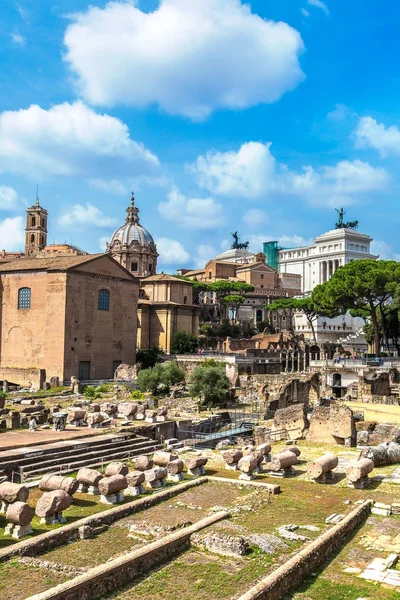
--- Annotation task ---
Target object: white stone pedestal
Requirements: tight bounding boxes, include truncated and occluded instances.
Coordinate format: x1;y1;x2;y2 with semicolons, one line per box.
167;473;184;483
5;523;33;539
268;467;295;478
125;485;145;497
145;479;166;490
77;483;88;493
225;464;239;471
99;492;124;505
239;472;255;481
87;486;100;495
188;466;206;476
347;476;369;489
40;512;66;525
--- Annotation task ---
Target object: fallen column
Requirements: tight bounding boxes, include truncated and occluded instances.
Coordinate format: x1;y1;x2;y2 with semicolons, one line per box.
238;455;258;481
156;406;169;422
0;482;29;514
360;441;400;467
145;409;157;423
256;443;271;463
125;471;145;496
134;455;153;471
144;467;167;490
307;452;338;483
167;459;185;482
98;474;128;504
287;445;301;457
185;456;208;476
39;474;78;497
222;449;243;471
252;450;265;474
267;451;297;478
76;468;102;494
153;451;178;467
67;409;86;427
35;489;72;524
346;457;374;489
104;462;129;477
5;501;35;539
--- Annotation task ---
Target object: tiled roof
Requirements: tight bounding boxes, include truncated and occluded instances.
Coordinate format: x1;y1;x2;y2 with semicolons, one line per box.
143;273;194;284
0;254;106;272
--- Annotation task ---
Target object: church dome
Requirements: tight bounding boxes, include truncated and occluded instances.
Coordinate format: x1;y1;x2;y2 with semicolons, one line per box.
109;194;155;249
214;247;254;263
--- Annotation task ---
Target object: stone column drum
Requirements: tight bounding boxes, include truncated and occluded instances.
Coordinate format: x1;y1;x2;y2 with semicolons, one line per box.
76;468;102;494
185;456;208;476
98;475;128;504
35;490;72;524
307;453;338;483
222;449;243;471
5;501;35;539
167;459;185;482
125;471;145;496
144;467;167;490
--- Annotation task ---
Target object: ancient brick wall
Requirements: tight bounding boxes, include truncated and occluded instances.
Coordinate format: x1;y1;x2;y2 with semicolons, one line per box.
307;404;356;446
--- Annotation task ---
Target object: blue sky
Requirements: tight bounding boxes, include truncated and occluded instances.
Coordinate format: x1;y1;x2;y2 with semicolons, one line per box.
1;0;400;269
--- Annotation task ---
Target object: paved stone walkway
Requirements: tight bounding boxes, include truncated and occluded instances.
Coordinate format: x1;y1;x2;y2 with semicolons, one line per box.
0;427;105;451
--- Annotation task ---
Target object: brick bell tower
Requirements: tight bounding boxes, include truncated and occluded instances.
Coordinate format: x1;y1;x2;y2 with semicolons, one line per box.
25;187;48;257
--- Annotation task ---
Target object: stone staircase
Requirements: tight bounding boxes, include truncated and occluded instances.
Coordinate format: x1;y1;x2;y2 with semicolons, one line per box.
0;432;162;482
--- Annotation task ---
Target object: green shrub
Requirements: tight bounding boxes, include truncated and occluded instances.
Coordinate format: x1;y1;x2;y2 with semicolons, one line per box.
170;331;199;354
136;347;163;369
131;389;145;400
82;385;101;399
137;362;186;395
189;363;230;406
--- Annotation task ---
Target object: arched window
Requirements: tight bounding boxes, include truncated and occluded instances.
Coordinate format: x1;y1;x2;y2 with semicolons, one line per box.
98;289;110;311
30;234;34;243
18;287;31;309
31;216;36;227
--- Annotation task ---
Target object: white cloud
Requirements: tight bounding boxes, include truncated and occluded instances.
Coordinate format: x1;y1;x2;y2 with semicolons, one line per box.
194;244;217;268
249;233;313;254
301;8;310;17
98;236;110;252
191;141;389;207
190;142;277;198
64;0;305;120
370;240;400;261
355;116;400;157
89;179;128;196
59;203;117;228
156;237;190;265
307;0;329;15
11;31;25;46
0;216;24;250
243;209;269;229
0;101;160;180
327;103;350;121
0;186;20;210
158;188;225;230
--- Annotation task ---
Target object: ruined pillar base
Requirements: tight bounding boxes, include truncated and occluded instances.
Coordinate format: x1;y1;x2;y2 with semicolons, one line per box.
145;417;156;423
145;480;166;490
188;466;206;477
89;423;101;429
311;472;336;484
254;466;264;474
125;485;145;497
0;501;8;515
156;416;168;422
77;483;88;493
5;523;33;539
167;473;184;482
40;512;66;525
87;485;100;495
239;472;255;481
268;467;295;478
347;476;369;489
262;455;271;464
99;492;125;505
225;464;239;471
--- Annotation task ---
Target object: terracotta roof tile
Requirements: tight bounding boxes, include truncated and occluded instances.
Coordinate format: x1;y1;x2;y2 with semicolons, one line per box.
0;254;106;273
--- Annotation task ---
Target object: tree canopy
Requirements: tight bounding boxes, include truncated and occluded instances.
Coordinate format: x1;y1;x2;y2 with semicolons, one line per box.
189;362;230;406
170;331;199;354
137;362;185;395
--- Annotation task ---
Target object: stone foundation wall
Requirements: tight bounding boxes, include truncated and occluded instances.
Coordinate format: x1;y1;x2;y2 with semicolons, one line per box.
0;367;45;390
236;500;372;600
307;404;356;446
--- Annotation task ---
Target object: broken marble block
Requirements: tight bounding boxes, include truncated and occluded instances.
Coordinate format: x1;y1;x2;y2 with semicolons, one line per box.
252;450;265;473
371;502;391;517
125;470;145;496
145;409;157;423
86;412;105;428
167;459;185;482
268;451;297;478
76;467;102;494
134;455;153;471
98;474;127;504
144;467;167;489
238;455;258;480
35;490;72;524
39;474;79;497
222;449;243;471
156;406;169;422
346;458;374;489
185;456;208;476
256;442;271;463
104;462;129;477
0;482;29;513
153;451;178;467
5;501;34;539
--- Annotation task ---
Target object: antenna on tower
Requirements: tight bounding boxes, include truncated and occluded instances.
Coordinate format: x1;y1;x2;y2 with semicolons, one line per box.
35;184;39;207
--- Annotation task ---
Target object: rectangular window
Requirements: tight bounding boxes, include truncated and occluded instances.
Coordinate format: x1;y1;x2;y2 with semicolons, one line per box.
131;262;138;272
98;289;110;311
18;287;31;309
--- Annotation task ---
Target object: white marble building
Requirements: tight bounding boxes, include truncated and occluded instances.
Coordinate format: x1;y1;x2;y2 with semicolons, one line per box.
279;228;376;293
277;228;377;345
